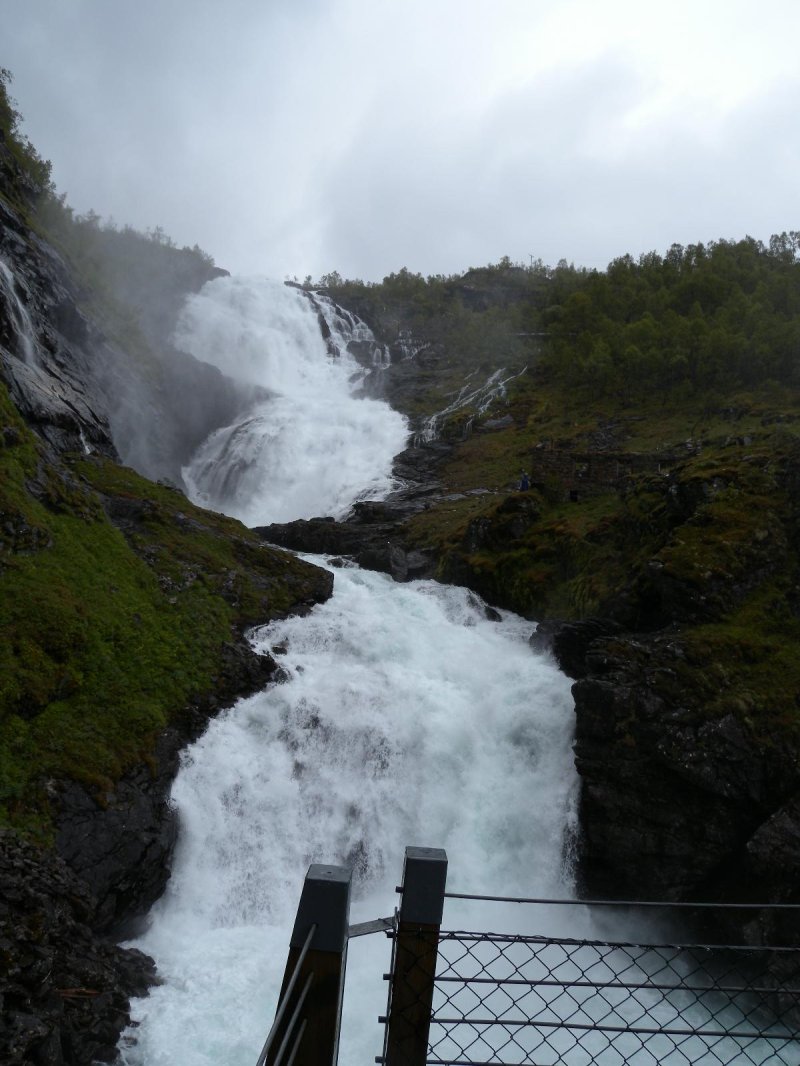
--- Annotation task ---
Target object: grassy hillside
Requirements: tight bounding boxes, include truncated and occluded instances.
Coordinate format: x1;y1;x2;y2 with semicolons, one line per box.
404;383;800;730
0;382;328;836
324;247;800;744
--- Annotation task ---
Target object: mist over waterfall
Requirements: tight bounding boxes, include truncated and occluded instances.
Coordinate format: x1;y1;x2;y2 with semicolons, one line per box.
120;564;578;1066
176;277;408;526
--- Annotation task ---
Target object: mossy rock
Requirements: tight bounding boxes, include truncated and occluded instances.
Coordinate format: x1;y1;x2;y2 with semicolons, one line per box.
0;383;331;837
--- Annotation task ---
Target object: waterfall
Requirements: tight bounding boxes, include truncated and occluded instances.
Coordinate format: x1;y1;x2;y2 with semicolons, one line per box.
117;275;581;1064
177;277;408;526
116;275;784;1065
417;365;527;443
0;258;39;366
119;563;578;1066
306;290;391;366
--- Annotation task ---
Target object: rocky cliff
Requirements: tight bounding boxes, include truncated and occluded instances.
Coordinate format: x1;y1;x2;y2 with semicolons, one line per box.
0;139;333;1062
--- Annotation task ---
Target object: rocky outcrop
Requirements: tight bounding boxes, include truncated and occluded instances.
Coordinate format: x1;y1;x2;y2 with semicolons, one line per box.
534;619;800;929
54;642;283;936
259;507;435;583
0;198;118;457
529;618;623;679
0;831;155;1066
0;195;246;491
256;439;455;578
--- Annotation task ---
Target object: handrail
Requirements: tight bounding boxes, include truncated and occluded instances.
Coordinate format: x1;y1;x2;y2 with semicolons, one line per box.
261;854;800;1066
437;928;800;951
443;890;800;909
269;971;314;1066
283;1019;307;1066
255;924;317;1066
256;863;352;1066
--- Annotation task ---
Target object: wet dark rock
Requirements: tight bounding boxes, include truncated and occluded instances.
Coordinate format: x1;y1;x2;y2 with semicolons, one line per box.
556;629;800;911
0;198;118;459
529;618;623;679
256;440;449;583
0;830;156;1066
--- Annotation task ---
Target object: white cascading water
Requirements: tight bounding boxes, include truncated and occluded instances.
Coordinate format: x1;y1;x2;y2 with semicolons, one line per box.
418;366;528;444
115;274;583;1064
176;277;408;526
0;258;39;366
119;563;579;1065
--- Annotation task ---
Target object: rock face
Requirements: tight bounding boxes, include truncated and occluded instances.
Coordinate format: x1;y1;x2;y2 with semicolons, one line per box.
529;619;800;928
0;194;242;491
0;831;155;1066
54;642;283;935
0;198;118;457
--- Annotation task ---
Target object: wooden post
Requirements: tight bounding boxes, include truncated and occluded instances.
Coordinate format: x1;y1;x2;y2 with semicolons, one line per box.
262;864;352;1066
383;847;448;1066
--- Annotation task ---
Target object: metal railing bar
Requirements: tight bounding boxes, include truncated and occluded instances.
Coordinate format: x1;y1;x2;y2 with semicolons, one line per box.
271;971;314;1066
349;916;394;938
426;1060;558;1066
444;891;800;910
284;1019;307;1066
430;1016;799;1041
433;975;800;996
438;930;800;952
255;923;317;1066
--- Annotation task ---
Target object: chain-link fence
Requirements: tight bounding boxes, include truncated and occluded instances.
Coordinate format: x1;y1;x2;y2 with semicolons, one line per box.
424;929;800;1065
263;849;800;1066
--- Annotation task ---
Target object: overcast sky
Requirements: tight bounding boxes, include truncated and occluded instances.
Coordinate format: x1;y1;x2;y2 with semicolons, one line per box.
4;0;800;281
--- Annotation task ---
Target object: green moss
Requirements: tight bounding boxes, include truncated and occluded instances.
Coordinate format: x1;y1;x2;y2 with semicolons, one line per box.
679;581;800;735
0;385;325;836
404;379;800;630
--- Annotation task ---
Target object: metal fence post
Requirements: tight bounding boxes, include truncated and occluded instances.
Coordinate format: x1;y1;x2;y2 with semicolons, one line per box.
260;864;352;1066
384;846;448;1066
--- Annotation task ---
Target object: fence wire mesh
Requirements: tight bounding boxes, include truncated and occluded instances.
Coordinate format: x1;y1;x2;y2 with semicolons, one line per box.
421;929;800;1066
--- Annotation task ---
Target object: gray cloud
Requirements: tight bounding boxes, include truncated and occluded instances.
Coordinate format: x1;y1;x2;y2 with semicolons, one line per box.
4;1;799;280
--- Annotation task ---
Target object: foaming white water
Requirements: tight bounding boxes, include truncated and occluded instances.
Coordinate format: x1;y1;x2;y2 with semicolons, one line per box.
177;277;408;525
119;562;578;1066
0;259;39;366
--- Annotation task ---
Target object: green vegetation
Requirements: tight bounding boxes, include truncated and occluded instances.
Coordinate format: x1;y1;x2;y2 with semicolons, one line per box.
321;237;800;415
0;383;324;836
0;68;54;212
397;387;800;737
324;249;800;739
0;74;293;839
